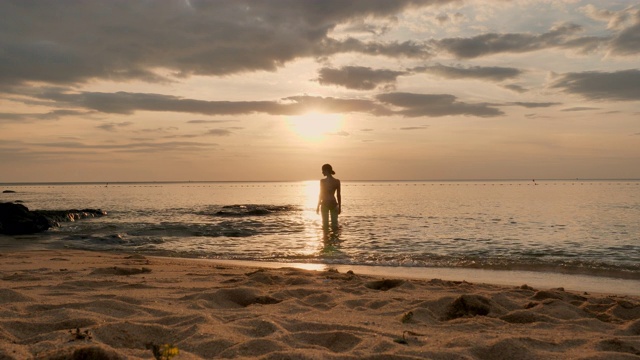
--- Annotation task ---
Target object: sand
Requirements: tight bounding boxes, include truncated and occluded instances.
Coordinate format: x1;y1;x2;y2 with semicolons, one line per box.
0;250;639;359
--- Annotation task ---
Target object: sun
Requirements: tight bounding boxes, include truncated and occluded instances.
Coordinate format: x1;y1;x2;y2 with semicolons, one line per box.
286;112;344;141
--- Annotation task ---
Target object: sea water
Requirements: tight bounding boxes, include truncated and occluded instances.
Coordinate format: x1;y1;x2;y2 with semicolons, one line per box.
1;180;639;288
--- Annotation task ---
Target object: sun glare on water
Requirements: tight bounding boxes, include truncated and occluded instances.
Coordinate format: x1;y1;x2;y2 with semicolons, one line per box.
286;112;344;142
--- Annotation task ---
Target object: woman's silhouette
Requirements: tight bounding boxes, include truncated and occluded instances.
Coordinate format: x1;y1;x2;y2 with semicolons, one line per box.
316;164;341;231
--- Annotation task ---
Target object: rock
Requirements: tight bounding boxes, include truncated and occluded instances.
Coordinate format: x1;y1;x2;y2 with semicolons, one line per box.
2;190;16;193
34;208;107;223
0;202;52;235
0;202;106;235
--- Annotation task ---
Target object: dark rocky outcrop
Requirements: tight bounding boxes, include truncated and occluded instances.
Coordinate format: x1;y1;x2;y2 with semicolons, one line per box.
0;202;106;235
213;204;298;217
2;190;16;193
34;208;107;223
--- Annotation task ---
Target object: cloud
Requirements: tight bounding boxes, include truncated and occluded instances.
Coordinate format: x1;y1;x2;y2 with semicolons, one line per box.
399;126;429;130
414;64;523;81
26;87;509;119
561;107;599;112
97;121;133;132
503;84;528;93
376;92;503;117
434;12;465;25
0;0;449;86
580;4;636;30
34;89;388;116
317;66;407;90
551;69;640;101
313;63;524;94
509;102;560;108
187;120;235;124
318;38;432;59
609;9;640;56
0;109;89;122
207;129;233;136
135;127;179;134
33;139;217;153
435;23;603;58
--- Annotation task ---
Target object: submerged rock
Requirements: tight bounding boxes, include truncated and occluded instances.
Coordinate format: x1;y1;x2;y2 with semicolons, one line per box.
0;202;106;235
214;204;297;217
34;208;107;223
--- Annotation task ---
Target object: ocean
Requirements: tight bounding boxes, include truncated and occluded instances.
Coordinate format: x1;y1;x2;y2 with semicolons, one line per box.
1;180;639;291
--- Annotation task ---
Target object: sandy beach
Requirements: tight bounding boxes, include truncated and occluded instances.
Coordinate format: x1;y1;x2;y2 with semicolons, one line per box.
1;250;639;359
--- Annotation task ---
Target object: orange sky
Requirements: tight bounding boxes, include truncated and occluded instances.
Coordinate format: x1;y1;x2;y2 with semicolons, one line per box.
1;1;639;182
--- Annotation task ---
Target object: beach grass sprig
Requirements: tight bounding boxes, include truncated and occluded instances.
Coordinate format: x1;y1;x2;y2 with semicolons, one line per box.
400;311;414;323
146;342;179;360
394;330;427;345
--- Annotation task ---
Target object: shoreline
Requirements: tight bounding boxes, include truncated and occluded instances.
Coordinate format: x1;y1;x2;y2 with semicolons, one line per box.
2;238;639;295
197;258;640;297
1;249;639;359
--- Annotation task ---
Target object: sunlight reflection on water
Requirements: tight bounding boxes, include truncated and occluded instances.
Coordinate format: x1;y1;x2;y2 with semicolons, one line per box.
1;180;639;278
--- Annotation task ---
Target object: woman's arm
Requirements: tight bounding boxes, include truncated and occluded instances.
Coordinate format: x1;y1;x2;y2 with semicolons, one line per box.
316;180;323;214
337;180;342;214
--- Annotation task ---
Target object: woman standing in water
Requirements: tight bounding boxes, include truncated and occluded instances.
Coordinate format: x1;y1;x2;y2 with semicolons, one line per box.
316;164;341;231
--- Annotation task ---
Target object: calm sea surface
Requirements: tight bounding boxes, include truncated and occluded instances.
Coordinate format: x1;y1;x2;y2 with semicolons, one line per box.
1;180;639;280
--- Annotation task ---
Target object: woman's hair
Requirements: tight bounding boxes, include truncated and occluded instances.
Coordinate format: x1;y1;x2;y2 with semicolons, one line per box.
322;164;335;175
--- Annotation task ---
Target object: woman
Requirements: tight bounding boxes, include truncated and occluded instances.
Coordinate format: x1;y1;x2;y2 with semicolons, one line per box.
316;164;341;231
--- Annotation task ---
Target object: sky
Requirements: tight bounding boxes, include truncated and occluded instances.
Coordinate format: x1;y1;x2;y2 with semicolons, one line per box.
0;0;639;182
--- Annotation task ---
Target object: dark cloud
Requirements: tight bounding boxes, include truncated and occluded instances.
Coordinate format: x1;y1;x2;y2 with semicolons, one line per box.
414;64;523;81
503;84;528;93
34;139;217;153
317;66;407;90
207;129;233;136
376;92;503;117
33;89;387;116
524;113;552;119
0;109;89;122
560;36;608;54
35;90;273;115
509;102;560;108
399;126;429;130
315;64;524;91
561;107;599;112
97;121;133;132
435;23;601;58
551;69;640;101
23;87;508;119
0;0;447;85
436;12;464;24
581;5;640;55
609;10;640;55
318;38;432;59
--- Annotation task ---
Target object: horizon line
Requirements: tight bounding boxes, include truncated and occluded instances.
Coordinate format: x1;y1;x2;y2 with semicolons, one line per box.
2;178;640;186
